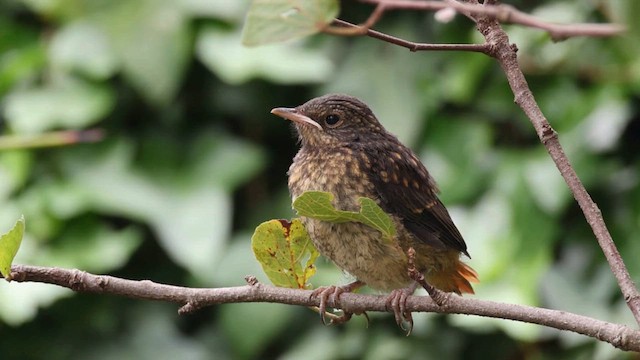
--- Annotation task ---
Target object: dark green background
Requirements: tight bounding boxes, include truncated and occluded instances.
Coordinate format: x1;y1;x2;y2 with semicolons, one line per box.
1;0;639;359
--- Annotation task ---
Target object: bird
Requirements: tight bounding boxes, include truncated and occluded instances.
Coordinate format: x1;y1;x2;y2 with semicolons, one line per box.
271;94;478;329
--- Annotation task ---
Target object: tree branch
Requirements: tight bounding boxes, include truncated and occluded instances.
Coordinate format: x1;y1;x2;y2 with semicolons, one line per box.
5;264;640;352
468;5;640;328
360;0;625;40
327;0;640;329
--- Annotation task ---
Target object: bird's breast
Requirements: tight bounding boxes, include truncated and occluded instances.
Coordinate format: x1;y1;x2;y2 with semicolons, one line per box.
288;147;374;209
287;147;411;290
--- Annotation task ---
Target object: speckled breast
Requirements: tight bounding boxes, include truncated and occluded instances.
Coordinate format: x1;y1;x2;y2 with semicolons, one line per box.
287;147;411;290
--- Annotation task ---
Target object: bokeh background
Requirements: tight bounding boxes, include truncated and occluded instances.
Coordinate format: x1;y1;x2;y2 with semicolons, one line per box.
1;0;639;359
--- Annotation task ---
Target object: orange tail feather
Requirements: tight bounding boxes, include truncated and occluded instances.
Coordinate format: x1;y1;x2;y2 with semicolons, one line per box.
428;261;479;295
453;261;479;294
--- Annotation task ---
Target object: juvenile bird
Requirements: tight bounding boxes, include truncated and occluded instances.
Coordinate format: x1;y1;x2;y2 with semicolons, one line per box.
271;94;478;327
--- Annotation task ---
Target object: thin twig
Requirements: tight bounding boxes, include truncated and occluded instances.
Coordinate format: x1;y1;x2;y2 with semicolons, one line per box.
331;19;491;53
322;3;387;35
360;0;625;40
4;265;640;352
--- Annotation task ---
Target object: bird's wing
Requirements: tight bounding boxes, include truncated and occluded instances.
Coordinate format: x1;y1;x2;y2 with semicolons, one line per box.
364;143;469;256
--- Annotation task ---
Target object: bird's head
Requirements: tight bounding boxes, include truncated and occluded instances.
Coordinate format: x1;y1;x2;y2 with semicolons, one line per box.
271;94;388;148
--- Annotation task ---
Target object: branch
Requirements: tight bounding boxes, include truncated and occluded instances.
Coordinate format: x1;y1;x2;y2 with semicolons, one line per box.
326;0;640;330
360;0;625;40
331;19;491;53
5;264;640;352
468;5;640;328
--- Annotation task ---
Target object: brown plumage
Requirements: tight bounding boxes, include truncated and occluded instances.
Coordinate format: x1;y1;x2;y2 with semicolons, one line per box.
271;94;478;296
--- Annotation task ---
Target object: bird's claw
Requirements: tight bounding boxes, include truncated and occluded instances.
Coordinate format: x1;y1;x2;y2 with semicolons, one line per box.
311;281;363;325
386;288;415;335
312;286;347;325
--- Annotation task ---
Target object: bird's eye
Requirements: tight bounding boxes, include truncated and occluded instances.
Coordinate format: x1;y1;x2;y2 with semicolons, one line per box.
325;114;341;127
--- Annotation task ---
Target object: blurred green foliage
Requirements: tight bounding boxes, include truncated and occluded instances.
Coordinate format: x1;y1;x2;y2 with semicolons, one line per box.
0;0;639;359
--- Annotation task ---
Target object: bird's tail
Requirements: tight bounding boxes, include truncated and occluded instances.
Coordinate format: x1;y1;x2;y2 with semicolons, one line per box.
428;261;479;295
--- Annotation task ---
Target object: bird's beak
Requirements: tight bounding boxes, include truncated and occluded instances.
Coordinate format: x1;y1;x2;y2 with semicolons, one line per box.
270;107;323;131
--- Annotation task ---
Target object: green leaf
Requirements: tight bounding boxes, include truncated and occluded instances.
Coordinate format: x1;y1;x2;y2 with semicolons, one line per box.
242;0;339;46
0;215;25;278
251;219;319;289
293;191;396;241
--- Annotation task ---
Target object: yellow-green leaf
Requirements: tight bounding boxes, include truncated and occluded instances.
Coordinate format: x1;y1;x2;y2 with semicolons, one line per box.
292;191;396;241
251;218;319;289
242;0;339;47
0;215;25;279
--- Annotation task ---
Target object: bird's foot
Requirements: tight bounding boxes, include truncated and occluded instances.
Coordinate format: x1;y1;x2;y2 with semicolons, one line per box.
385;282;419;335
311;280;364;325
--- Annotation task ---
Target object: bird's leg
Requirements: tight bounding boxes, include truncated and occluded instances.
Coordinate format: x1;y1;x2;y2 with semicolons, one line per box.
410;273;447;306
406;247;448;306
311;280;365;325
385;282;419;334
